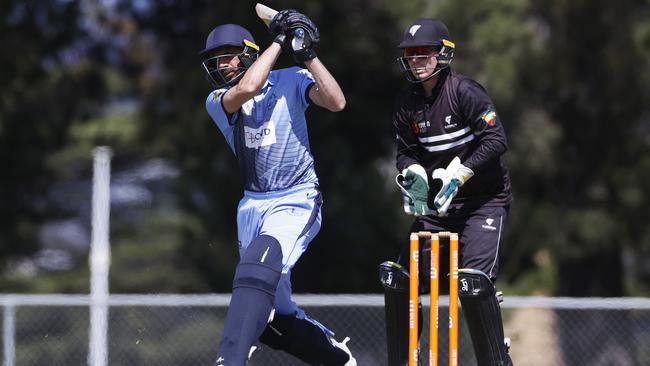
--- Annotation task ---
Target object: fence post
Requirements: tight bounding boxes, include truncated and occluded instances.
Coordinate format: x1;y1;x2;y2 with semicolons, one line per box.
88;147;112;366
3;300;15;366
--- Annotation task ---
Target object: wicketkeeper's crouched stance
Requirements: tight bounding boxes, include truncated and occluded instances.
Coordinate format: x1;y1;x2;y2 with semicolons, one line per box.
380;18;514;366
199;6;355;366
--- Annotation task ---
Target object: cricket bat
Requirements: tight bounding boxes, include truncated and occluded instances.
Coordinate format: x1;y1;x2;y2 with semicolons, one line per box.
255;3;278;27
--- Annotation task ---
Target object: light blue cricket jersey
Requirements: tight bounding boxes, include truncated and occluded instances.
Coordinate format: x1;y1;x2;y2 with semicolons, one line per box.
206;67;319;192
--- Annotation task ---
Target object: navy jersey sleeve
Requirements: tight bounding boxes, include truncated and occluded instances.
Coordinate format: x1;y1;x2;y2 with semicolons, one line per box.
457;79;508;172
393;92;421;172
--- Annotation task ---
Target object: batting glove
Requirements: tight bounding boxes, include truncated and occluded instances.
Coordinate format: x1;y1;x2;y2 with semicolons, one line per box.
269;9;294;51
430;157;474;216
284;11;320;63
396;164;433;216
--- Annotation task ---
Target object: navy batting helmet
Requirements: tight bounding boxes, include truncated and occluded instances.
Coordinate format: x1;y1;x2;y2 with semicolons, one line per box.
199;24;260;88
397;19;455;83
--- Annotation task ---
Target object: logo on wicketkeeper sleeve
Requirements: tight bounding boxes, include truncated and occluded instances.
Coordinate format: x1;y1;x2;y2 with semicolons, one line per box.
480;107;497;126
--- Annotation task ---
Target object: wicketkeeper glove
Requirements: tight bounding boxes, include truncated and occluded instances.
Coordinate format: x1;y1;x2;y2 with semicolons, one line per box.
396;164;433;216
430;157;474;216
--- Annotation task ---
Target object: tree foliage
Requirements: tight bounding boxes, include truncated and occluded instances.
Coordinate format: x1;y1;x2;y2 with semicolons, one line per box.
2;0;650;296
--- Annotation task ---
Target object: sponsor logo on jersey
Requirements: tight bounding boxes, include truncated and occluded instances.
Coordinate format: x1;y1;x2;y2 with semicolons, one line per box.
287;207;304;216
444;115;458;129
244;120;277;148
411;120;430;134
481;107;497;126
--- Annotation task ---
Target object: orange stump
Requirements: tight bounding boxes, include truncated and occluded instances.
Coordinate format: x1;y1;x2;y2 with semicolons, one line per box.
408;233;419;366
408;231;460;366
449;233;459;366
429;234;440;366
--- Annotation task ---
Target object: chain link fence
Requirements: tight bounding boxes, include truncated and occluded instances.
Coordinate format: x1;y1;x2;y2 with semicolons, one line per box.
2;295;650;365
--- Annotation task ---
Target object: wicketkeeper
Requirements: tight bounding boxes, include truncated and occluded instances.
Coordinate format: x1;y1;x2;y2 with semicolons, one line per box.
199;8;355;366
379;18;514;366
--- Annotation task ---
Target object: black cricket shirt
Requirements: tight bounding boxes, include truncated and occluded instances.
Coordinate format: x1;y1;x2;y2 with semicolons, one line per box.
393;68;513;211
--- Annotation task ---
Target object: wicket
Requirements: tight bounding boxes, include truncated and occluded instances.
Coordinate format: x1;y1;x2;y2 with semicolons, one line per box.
409;231;459;366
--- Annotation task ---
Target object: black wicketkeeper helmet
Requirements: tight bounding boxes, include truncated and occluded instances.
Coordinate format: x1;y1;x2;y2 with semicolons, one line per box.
397;18;455;83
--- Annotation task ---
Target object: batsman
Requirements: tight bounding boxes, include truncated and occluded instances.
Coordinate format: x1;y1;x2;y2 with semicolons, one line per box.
380;18;514;365
200;5;355;366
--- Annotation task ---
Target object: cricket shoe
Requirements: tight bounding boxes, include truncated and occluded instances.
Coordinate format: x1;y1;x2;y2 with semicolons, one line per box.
331;336;357;366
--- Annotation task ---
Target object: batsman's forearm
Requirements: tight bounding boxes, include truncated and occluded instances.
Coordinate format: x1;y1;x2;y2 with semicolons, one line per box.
236;43;282;95
304;58;346;111
223;43;282;113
